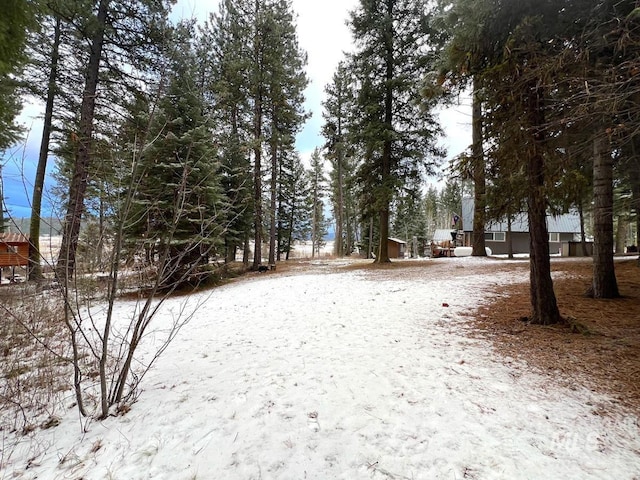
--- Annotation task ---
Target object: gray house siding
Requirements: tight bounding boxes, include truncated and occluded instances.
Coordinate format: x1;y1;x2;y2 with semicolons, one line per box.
486;232;529;255
462;198;582;255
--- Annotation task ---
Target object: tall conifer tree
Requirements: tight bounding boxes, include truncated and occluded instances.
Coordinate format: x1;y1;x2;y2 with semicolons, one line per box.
349;0;442;263
126;23;225;285
323;62;358;257
55;0;174;280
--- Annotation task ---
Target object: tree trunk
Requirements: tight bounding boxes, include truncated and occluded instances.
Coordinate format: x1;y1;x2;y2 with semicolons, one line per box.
276;169;283;262
243;231;250;266
615;215;628;254
56;0;108;281
335;145;344;257
0;164;4;233
252;0;264;270
29;15;61;281
335;106;345;256
591;133;619;297
268;136;277;265
375;0;393;264
286;185;296;261
471;76;487;257
630;157;640;265
526;84;561;325
345;196;353;256
368;216;374;259
578;200;589;257
634;184;640;267
507;216;513;260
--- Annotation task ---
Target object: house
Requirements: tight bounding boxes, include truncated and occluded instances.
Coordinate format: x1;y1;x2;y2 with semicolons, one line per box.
387;238;407;259
461;198;583;256
0;233;29;282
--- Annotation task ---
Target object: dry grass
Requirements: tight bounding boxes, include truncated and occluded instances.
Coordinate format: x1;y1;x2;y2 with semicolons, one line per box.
472;257;640;414
0;284;70;433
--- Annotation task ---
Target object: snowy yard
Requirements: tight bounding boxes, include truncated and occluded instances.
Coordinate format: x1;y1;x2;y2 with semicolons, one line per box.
3;257;640;479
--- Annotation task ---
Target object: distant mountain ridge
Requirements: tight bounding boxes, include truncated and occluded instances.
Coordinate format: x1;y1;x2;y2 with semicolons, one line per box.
4;217;63;237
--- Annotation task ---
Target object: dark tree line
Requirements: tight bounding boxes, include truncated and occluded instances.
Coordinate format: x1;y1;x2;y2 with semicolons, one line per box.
317;0;639;325
0;0;324;282
432;0;640;323
2;0;638;324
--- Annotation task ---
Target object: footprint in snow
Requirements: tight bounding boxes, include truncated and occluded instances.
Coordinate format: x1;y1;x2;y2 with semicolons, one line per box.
307;411;320;432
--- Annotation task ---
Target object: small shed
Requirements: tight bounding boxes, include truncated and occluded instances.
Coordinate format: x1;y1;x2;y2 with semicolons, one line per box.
387;238;407;259
0;233;29;282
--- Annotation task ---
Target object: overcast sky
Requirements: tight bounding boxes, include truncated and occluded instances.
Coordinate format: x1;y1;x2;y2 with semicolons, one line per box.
172;0;363;162
1;0;471;220
172;0;471;165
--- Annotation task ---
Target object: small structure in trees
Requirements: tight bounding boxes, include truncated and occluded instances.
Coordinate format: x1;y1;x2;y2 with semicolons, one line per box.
387;238;407;259
431;229;459;257
0;233;29;283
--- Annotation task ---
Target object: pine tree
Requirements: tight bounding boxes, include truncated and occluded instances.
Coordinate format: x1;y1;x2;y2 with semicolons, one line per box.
26;3;66;280
432;0;496;257
264;0;309;265
322;61;358;257
125;23;225;286
308;148;328;258
349;0;442;263
204;0;254;264
439;0;632;319
277;150;311;259
391;180;427;254
206;0;308;269
0;0;36;149
55;0;174;280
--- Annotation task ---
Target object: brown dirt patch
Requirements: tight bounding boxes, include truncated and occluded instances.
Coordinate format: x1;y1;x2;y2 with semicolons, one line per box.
473;257;640;413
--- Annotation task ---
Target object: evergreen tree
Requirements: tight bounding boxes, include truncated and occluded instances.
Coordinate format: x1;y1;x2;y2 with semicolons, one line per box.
439;179;462;229
322;61;358;257
206;0;308;269
277;150;311;259
432;0;495;257
576;1;639;293
424;185;439;236
55;0;174;280
26;4;65;280
0;0;36;149
349;0;442;263
204;0;254;264
125;23;225;286
265;0;309;265
308;148;329;258
391;182;427;256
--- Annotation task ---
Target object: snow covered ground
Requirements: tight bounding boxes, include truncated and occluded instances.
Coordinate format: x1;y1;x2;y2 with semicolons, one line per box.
3;257;640;479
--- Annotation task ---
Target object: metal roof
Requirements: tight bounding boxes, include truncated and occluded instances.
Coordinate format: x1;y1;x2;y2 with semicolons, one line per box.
0;233;29;244
462;198;581;234
388;237;407;244
432;229;457;242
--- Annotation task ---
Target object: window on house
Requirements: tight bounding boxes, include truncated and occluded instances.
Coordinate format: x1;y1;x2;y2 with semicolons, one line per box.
549;233;560;243
484;232;506;242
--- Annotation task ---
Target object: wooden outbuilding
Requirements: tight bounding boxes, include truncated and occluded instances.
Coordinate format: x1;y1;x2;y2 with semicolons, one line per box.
0;233;29;282
387;238;407;259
